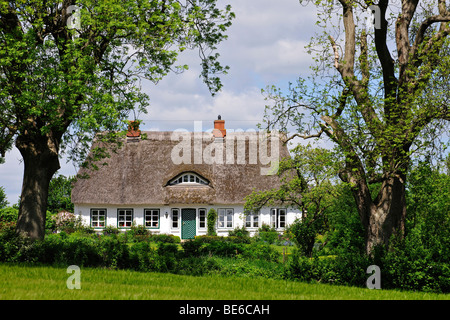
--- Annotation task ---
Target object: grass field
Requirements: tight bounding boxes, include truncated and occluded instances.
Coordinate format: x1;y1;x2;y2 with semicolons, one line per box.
1;263;449;300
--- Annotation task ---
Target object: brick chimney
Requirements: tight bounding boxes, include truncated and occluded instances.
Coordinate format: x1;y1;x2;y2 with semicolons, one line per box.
212;115;226;139
127;120;141;142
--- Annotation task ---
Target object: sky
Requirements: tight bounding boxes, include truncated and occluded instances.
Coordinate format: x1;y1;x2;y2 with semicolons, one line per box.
0;0;320;205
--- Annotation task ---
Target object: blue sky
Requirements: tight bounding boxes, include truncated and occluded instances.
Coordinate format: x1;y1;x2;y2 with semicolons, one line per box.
0;0;319;204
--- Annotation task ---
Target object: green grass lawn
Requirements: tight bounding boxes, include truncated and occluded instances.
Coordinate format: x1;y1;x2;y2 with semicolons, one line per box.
1;263;448;300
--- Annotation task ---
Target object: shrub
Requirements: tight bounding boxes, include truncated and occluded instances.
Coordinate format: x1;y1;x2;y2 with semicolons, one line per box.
207;209;217;236
228;225;250;238
99;236;130;269
284;249;370;287
241;243;280;262
157;243;180;272
0;206;18;223
255;224;278;244
181;239;204;257
103;226;120;236
150;234;181;243
129;242;157;272
52;211;77;233
127;224;150;242
381;230;450;293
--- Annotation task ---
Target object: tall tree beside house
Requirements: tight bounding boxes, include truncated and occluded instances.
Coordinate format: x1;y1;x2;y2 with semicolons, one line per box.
245;144;341;256
0;0;234;240
261;0;450;254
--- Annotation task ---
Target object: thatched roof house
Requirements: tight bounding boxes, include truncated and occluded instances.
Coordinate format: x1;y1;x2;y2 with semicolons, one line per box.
72;117;301;238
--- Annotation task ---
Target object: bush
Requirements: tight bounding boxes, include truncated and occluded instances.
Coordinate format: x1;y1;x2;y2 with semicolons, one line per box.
0;206;18;223
51;211;80;234
157;243;180;272
381;230;450;293
129;242;158;272
98;236;130;269
255;224;278;244
150;234;181;243
127;224;150;242
181;239;204;257
284;249;370;287
207;209;217;236
103;226;120;236
228;226;250;242
241;243;280;262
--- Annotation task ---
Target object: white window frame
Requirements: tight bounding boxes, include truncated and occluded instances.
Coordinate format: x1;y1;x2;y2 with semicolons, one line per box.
198;208;207;229
144;209;160;229
218;208;234;229
245;213;260;229
117;208;133;228
169;172;209;186
271;208;287;229
91;208;106;228
171;208;180;230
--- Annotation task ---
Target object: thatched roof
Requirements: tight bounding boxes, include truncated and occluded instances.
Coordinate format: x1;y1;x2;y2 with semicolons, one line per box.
71;131;290;205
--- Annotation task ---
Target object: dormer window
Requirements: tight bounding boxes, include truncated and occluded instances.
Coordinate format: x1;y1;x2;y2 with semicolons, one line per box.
169;172;209;186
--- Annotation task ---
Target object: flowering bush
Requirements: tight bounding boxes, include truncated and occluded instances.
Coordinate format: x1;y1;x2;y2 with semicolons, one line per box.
52;211;82;233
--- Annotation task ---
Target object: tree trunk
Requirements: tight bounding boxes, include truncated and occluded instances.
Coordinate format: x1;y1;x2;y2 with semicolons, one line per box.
15;133;61;240
353;175;407;255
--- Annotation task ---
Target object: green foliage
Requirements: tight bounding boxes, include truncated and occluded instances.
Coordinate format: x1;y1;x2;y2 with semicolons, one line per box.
0;206;18;223
103;226;120;236
227;225;250;242
287;218;320;257
181;236;280;262
284;249;370;287
0;186;8;209
381;231;450;293
254;224;278;244
126;224;150;242
207;208;217;236
376;161;450;293
322;183;366;255
47;175;75;214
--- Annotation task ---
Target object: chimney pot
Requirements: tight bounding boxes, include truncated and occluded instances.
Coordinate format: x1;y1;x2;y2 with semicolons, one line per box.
127;120;141;138
213;117;226;139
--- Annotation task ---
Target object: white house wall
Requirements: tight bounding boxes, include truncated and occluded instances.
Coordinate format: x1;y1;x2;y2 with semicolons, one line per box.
74;204;302;238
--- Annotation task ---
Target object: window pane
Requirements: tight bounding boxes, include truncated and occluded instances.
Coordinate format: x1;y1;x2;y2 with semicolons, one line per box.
279;209;286;228
145;209;159;228
199;209;206;228
172;209;179;228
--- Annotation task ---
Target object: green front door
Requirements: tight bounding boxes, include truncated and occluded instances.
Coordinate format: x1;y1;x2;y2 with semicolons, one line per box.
181;209;196;240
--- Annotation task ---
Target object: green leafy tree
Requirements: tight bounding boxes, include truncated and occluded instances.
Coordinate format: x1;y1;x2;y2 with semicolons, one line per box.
261;0;450;254
0;186;8;209
0;0;234;240
47;174;75;214
245;144;341;256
